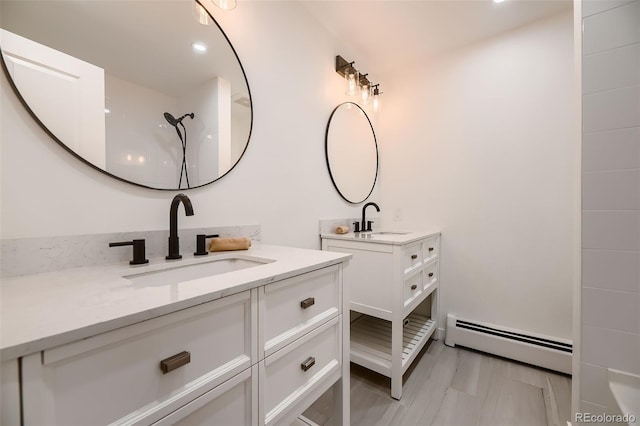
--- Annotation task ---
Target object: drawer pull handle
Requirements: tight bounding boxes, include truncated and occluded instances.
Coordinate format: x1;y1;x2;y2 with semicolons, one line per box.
428;247;434;252
160;351;191;374
411;254;418;260
301;357;316;372
300;297;315;309
428;272;434;277
411;284;417;290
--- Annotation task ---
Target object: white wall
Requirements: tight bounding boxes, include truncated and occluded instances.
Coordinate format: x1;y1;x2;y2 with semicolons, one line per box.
0;2;378;248
579;0;640;416
0;0;577;349
378;11;576;340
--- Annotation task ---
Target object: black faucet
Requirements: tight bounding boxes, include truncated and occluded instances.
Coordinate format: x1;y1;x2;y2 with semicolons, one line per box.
361;202;380;232
166;193;194;260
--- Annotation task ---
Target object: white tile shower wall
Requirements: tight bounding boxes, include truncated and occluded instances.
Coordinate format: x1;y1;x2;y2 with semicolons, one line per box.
0;225;261;278
580;0;640;415
582;250;640;292
582;128;640;172
582;1;640;55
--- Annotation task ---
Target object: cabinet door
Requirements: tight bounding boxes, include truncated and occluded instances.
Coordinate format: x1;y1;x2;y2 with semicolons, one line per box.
153;366;257;426
322;240;394;319
22;290;255;426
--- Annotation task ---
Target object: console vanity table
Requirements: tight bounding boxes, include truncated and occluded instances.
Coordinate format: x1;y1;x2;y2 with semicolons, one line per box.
321;231;440;400
0;245;351;426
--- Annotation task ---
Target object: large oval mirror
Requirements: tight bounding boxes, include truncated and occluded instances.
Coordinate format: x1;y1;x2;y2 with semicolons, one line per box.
0;0;252;190
325;102;378;204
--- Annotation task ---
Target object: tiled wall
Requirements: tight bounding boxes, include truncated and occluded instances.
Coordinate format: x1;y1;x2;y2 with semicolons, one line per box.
580;0;640;417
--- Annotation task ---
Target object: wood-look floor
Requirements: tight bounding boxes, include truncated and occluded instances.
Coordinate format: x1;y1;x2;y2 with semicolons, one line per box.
304;340;572;426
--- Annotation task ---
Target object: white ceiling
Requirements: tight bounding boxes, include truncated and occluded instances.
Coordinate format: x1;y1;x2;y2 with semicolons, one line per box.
300;0;572;79
1;0;249;99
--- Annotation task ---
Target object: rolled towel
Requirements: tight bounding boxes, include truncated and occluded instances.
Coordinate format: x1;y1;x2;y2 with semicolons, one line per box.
209;237;252;252
335;225;349;234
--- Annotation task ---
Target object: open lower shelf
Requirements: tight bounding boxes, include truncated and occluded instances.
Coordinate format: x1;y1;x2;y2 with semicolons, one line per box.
350;312;436;378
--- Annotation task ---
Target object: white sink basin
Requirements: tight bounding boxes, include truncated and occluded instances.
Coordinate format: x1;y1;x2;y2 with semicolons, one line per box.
370;231;411;235
124;255;274;287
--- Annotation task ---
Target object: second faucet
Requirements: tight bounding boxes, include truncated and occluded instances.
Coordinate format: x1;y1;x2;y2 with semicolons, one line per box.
360;202;380;232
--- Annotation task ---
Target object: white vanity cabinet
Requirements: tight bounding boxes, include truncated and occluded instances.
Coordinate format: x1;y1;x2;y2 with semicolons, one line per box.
13;260;349;426
322;232;440;400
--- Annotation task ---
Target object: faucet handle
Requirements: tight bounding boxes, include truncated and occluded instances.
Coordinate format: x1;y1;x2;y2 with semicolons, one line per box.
366;220;374;232
194;234;220;256
109;239;149;265
352;222;361;233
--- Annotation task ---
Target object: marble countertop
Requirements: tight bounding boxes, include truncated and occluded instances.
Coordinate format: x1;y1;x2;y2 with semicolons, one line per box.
0;244;351;361
320;230;440;245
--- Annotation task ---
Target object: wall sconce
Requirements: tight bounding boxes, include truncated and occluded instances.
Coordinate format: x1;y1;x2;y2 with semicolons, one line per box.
337;57;359;96
196;0;236;14
212;0;237;10
335;55;381;110
372;84;381;113
193;2;212;24
193;0;235;26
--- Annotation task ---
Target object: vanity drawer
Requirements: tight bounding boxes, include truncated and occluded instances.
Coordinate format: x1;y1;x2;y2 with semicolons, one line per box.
423;236;439;262
22;291;254;426
403;271;423;308
260;316;342;426
153;366;257;426
261;265;341;357
423;261;438;294
402;241;424;274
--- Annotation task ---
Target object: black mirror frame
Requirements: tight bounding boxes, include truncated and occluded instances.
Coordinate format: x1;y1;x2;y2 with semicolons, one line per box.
0;0;253;191
325;102;379;204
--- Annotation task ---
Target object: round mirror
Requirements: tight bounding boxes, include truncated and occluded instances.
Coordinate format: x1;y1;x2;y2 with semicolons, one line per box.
0;0;252;190
325;102;378;204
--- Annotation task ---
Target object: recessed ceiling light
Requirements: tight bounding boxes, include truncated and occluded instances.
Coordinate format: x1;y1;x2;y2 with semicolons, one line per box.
493;0;506;3
192;41;207;53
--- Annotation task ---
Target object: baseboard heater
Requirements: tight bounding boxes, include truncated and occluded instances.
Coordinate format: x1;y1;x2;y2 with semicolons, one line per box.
444;314;572;374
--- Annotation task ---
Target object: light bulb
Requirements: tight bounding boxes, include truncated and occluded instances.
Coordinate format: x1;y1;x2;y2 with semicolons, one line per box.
213;0;237;10
345;69;359;96
361;83;370;104
373;87;380;113
192;2;212;25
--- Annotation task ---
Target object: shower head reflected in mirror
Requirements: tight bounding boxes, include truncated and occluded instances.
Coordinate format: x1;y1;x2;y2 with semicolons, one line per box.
163;112;195;189
164;112;195;127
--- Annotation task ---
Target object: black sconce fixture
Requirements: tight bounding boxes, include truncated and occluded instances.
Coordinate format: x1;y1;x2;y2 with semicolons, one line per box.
335;55;382;112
